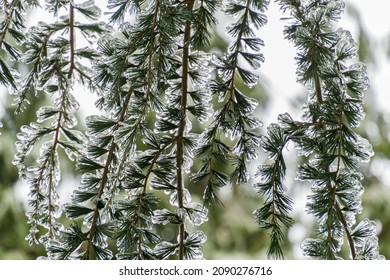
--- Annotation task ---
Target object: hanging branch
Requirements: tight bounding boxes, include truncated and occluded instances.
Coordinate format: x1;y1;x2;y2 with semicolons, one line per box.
152;0;212;260
270;0;383;260
175;0;196;259
13;0;105;252
0;0;39;91
50;0;197;260
254;120;294;259
194;0;268;206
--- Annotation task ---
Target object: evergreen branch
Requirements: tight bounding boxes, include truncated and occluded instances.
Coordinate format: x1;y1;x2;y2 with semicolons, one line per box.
0;0;24;89
45;88;66;238
0;0;26;50
23;78;72;245
85;89;132;259
102;0;165;210
82;0;184;259
15;1;103;113
142;138;175;193
14;3;104;247
191;0;217;50
225;2;262;180
227;0;251;94
254;120;306;259
15;30;52;114
0;0;14;50
176;0;195;260
107;0;143;23
335;200;356;259
145;0;160;98
326;65;357;259
310;19;356;260
278;0;377;259
18;6;96;243
196;0;267;206
329;60;358;260
194;122;230;206
26;150;57;245
68;2;75;78
113;193;161;259
101;0;171;239
312;67;339;258
84;138;115;259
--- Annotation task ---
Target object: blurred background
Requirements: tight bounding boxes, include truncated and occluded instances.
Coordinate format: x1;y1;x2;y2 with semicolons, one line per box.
0;0;389;259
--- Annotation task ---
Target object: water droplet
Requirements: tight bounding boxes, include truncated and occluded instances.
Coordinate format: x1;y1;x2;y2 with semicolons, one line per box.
152;209;171;225
169;188;192;207
357;236;384;260
186;203;208;226
183;156;193;174
154;241;178;259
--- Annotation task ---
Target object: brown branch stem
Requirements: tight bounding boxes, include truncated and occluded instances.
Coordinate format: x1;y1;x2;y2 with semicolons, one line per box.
176;0;195;260
68;3;75;79
85;90;132;259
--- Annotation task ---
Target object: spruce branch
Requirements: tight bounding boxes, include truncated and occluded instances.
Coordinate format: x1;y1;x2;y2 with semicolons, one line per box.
15;28;52;114
275;0;381;259
12;0;105;255
67;0;189;259
195;0;267;206
0;0;31;90
176;0;195;260
254;122;296;259
85;102;129;259
68;2;75;78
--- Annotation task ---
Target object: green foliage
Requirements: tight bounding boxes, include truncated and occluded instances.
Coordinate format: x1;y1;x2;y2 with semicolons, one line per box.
253;0;383;260
0;0;385;260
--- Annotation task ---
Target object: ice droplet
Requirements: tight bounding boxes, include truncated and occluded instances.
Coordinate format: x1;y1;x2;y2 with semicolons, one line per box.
183;156;193;174
169;188;192;207
182;231;207;259
152;209;171;225
154;241;178;259
352;218;377;246
186;203;208;226
357;236;385;260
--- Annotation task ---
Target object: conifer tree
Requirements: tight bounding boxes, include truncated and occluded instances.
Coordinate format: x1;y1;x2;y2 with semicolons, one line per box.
0;0;384;259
